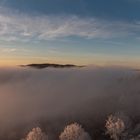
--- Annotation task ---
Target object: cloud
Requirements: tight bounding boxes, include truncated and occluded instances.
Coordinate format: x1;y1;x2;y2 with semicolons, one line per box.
0;47;31;54
0;66;139;140
0;7;140;42
0;48;17;53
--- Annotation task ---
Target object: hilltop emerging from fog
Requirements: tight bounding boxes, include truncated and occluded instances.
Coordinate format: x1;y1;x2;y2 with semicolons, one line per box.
20;63;84;69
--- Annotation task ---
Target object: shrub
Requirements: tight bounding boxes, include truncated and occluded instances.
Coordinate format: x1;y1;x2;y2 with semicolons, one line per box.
59;123;91;140
25;127;47;140
105;115;125;140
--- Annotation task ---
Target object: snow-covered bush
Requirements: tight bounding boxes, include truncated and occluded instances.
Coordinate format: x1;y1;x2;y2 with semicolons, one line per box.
24;127;48;140
59;123;91;140
105;115;125;140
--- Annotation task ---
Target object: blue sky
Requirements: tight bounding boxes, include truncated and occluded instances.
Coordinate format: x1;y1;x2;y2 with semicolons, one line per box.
2;0;140;20
0;0;140;67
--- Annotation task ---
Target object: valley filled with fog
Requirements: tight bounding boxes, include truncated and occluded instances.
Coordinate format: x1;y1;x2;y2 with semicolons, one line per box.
0;66;139;140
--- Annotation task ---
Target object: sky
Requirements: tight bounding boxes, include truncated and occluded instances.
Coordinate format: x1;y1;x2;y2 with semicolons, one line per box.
0;0;140;67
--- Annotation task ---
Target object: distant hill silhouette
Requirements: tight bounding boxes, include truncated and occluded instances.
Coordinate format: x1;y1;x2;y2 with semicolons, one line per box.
20;63;84;69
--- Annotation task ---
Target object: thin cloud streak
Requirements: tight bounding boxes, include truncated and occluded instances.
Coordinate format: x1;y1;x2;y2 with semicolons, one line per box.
0;7;140;42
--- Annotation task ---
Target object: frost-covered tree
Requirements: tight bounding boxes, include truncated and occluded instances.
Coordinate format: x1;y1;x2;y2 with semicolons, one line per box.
105;115;125;140
24;127;48;140
59;123;91;140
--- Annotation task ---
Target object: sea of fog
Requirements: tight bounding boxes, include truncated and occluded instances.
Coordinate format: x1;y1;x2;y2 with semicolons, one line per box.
0;66;139;140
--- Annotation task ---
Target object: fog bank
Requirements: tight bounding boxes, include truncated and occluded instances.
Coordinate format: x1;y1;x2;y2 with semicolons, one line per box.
0;66;139;140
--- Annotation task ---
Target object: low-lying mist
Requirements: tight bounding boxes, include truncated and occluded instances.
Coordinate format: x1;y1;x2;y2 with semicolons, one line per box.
0;66;139;140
